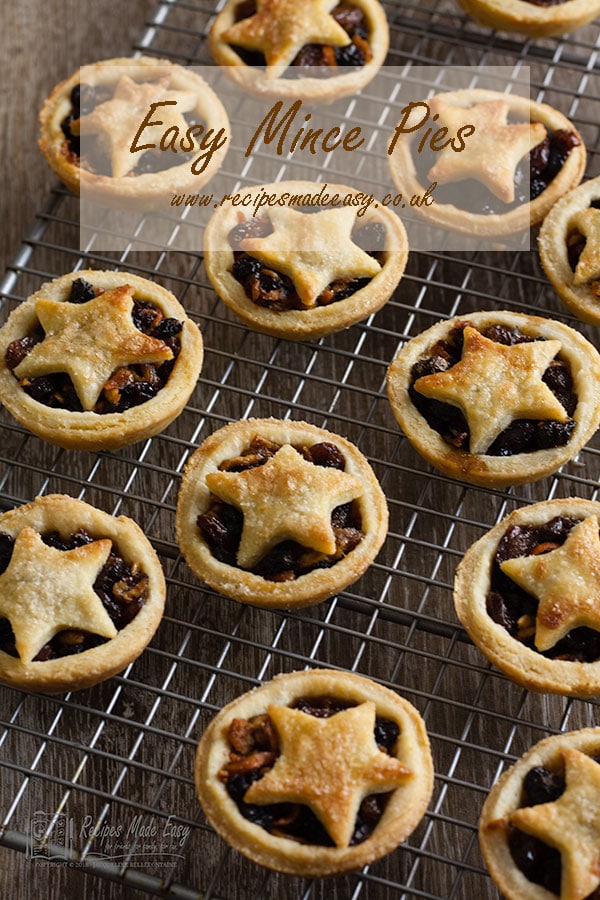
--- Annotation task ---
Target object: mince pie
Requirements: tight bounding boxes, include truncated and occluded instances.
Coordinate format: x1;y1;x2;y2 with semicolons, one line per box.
0;494;165;693
0;269;204;451
39;56;230;209
203;181;408;339
386;310;600;488
479;727;600;899
208;0;389;100
454;498;600;697
539;176;600;326
457;0;600;38
195;668;433;875
176;418;388;608
388;89;585;237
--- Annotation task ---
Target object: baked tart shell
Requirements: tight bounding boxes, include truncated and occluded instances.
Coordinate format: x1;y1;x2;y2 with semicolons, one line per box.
479;727;600;900
539;175;600;326
203;181;408;340
457;0;600;37
195;668;434;876
38;56;230;210
208;0;389;101
0;269;204;451
388;88;586;237
455;498;600;697
176;417;388;608
386;310;600;488
0;494;166;694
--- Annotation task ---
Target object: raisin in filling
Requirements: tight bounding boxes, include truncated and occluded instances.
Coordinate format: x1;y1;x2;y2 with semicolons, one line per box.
230;1;372;71
219;695;399;845
412;124;580;214
486;515;600;662
0;529;148;662
4;278;182;414
409;322;577;456
197;436;364;579
228;218;386;312
508;758;600;898
60;83;195;175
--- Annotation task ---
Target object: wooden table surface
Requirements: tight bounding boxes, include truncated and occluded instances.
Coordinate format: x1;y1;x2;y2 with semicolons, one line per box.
1;3;599;900
1;4;157;896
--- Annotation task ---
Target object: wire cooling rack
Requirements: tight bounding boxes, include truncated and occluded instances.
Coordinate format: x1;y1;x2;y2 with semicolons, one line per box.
1;1;600;897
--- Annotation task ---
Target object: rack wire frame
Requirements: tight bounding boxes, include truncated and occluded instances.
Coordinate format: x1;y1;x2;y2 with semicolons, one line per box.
1;0;600;897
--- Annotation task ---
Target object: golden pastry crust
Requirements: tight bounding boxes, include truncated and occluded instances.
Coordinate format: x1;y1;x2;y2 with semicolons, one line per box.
195;668;433;875
176;418;388;608
539;176;600;326
479;728;600;900
454;498;600;697
0;494;165;694
457;0;600;37
0;269;204;451
203;181;408;339
38;56;230;210
386;310;600;488
208;0;389;101
388;89;586;237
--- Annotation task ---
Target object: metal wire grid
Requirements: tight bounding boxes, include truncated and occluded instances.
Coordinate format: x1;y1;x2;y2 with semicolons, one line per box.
0;0;599;897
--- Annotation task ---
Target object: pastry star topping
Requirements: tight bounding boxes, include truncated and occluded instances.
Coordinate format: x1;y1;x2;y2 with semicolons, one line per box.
500;516;600;651
511;749;600;900
572;208;600;286
14;285;173;411
244;701;412;847
74;75;198;178
205;442;364;569
0;525;116;663
413;326;569;455
427;99;547;204
239;207;381;307
222;0;350;73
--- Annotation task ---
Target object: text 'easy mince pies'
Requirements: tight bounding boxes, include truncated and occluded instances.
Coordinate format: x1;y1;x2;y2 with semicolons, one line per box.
457;0;600;38
386;311;600;488
479;727;600;899
539;176;600;326
454;498;600;697
203;181;408;339
0;494;165;693
176;418;388;608
195;668;433;875
209;0;389;100
388;89;585;237
0;269;204;451
39;56;230;209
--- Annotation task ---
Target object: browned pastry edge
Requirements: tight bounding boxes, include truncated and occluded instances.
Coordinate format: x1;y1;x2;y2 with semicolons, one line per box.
176;417;388;608
0;269;204;451
195;668;433;875
0;494;166;693
386;309;600;488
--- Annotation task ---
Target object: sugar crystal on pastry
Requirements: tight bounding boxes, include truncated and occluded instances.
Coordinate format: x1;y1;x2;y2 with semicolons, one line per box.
0;526;116;664
221;0;350;73
500;516;600;652
244;700;412;848
510;748;600;900
14;285;173;412
73;74;198;178
427;98;547;204
413;325;569;455
205;442;364;569
239;206;381;307
571;207;600;286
